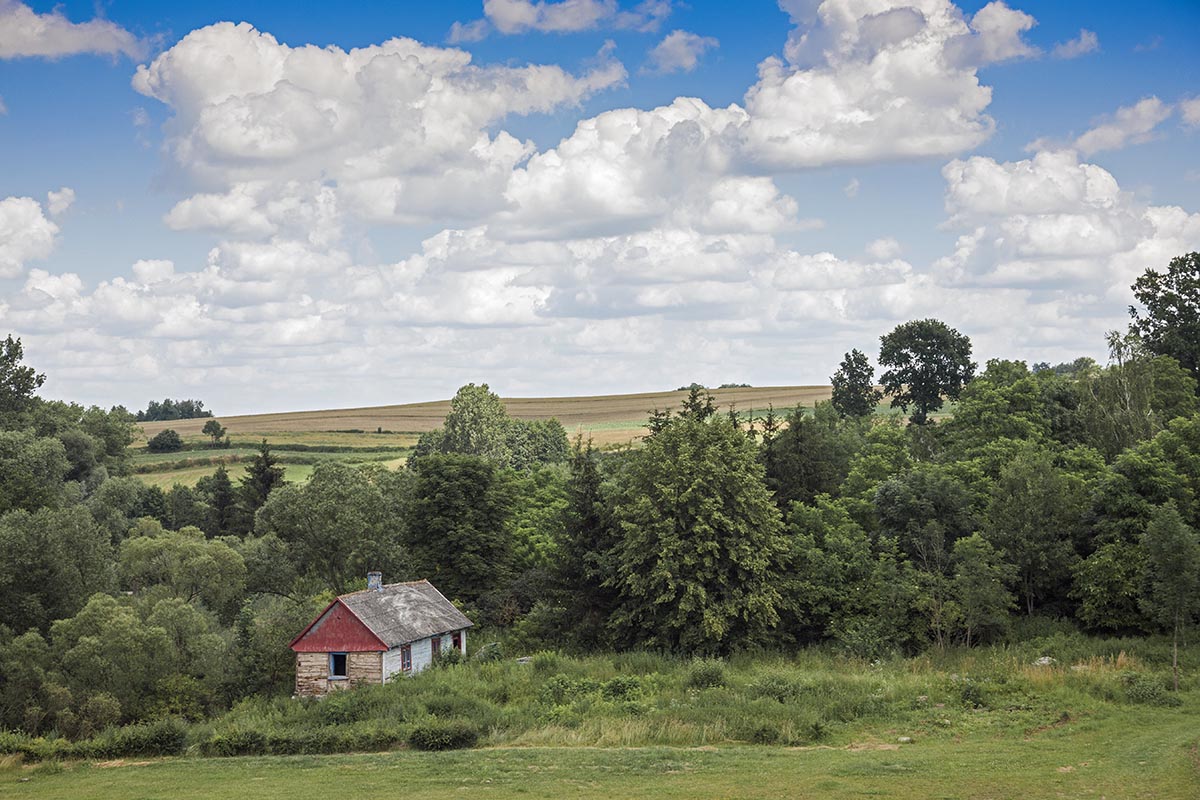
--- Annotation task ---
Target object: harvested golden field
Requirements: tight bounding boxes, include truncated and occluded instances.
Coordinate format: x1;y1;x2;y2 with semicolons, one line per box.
138;386;833;447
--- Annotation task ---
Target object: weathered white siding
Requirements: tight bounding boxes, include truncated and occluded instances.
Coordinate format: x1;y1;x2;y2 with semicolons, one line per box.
411;636;433;672
379;629;469;682
382;646;404;682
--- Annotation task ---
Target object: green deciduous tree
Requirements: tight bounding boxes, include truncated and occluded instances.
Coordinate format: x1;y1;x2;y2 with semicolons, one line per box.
1129;251;1200;384
256;461;404;595
119;521;247;623
0;334;45;422
146;428;184;453
1079;333;1199;458
879;319;976;425
0;429;68;515
202;418;226;447
0;506;115;633
983;447;1087;615
951;533;1016;646
831;349;881;418
441;383;512;463
607;414;786;653
405;454;516;607
779;498;876;644
763;403;861;508
1139;503;1200;691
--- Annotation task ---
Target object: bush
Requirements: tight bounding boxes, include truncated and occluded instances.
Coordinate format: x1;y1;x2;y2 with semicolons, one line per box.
746;722;782;744
473;641;503;663
407;720;479;751
432;648;464;669
1121;673;1181;707
199;728;267;757
601;675;641;701
147;429;184;453
84;717;189;758
748;673;802;703
687;659;727;689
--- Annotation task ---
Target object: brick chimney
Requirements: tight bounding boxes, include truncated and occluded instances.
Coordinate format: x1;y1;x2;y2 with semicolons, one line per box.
367;571;383;591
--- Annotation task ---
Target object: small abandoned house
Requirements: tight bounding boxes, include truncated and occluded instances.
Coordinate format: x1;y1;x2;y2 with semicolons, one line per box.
289;573;472;696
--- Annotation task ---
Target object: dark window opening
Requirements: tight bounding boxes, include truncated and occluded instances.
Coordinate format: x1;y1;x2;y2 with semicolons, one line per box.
401;645;412;672
452;632;462;651
431;637;441;658
330;652;348;678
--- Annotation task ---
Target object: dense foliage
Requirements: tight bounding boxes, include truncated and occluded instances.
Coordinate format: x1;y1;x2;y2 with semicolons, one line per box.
0;254;1198;749
135;399;213;422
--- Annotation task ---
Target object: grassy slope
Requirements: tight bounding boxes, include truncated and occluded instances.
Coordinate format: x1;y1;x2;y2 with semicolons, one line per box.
137;386;835;447
4;707;1197;800
131;386;835;487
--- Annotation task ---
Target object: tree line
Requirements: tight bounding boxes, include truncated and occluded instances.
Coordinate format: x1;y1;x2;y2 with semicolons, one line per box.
0;252;1198;735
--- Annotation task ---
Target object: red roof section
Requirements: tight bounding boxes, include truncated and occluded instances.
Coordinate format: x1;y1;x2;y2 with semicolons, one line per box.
289;599;388;652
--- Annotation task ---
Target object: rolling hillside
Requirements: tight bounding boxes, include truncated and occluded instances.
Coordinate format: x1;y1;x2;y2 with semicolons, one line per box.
131;385;835;487
138;385;836;447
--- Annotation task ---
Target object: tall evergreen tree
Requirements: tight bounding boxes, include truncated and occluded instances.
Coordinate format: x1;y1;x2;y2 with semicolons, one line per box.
608;413;786;653
238;440;285;531
197;465;237;538
554;439;618;646
405;454;515;606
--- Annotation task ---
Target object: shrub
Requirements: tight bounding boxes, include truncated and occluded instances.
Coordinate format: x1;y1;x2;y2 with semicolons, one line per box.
746;722;782;744
601;675;641;701
1121;673;1182;707
84;717;189;758
199;728;267;757
407;720;479;751
540;674;574;705
748;673;802;703
432;648;464;669
473;642;503;663
78;694;122;738
147;429;184;453
423;694;498;729
687;659;727;689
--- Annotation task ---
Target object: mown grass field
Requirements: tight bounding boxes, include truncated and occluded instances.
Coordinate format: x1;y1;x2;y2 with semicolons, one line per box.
3;705;1196;799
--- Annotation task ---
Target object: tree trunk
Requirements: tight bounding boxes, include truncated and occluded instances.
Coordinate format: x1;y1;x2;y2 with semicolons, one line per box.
1173;621;1180;693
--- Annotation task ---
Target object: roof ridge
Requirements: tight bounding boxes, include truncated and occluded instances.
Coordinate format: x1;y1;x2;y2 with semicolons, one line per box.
337;578;430;599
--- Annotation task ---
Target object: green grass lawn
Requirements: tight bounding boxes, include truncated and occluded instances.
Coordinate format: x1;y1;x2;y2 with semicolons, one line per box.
4;703;1197;800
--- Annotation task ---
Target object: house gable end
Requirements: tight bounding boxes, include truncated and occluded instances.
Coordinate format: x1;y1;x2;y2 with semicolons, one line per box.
289;599;387;652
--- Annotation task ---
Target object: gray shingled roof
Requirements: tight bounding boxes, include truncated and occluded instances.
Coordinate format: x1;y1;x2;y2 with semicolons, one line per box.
339;580;472;648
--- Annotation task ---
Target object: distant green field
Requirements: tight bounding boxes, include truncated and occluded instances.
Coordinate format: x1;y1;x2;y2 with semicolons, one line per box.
4;704;1197;800
135;463;320;489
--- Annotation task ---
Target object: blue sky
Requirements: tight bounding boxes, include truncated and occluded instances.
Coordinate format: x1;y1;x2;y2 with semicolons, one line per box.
1;0;1198;414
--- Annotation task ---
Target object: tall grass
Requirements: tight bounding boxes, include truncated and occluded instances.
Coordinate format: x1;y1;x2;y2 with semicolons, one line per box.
1;637;1192;761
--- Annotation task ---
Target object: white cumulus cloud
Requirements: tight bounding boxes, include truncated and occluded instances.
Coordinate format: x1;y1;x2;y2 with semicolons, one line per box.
1052;29;1098;60
46;187;75;216
646;30;718;74
0;196;59;278
1073;96;1173;155
0;0;144;60
1180;97;1200;129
